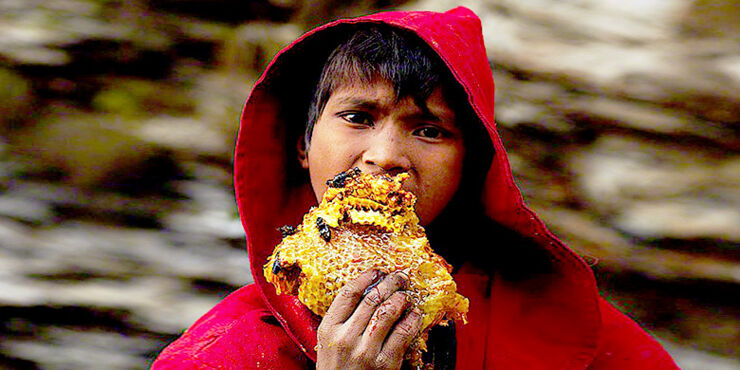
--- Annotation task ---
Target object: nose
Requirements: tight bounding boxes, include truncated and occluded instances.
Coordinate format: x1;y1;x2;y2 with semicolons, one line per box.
360;125;411;175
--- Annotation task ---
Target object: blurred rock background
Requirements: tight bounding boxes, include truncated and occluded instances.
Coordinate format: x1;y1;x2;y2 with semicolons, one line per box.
0;0;738;369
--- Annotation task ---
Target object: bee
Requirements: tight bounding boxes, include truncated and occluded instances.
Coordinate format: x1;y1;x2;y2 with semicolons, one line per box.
326;167;361;188
277;225;297;238
316;217;331;242
272;252;282;274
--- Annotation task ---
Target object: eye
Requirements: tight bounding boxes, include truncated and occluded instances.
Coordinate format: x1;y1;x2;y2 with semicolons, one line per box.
339;112;373;126
414;126;445;140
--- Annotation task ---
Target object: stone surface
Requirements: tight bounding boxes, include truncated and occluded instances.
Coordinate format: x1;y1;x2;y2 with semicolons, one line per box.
10;113;185;193
0;175;251;368
661;340;740;370
0;68;34;131
568;135;740;243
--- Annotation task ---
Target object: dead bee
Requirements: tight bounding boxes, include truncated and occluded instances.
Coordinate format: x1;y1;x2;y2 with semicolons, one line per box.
272;252;282;274
326;167;361;188
316;217;331;242
277;225;297;238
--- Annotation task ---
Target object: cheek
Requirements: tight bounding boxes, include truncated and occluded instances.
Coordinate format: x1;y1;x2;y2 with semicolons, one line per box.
308;133;358;171
306;125;361;200
426;143;464;184
415;143;465;223
434;151;464;201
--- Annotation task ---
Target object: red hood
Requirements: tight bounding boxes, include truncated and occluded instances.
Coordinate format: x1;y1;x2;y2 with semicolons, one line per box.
234;7;601;367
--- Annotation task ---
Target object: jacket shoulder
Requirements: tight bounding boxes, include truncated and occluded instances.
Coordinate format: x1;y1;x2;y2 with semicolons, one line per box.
151;284;311;369
589;297;679;369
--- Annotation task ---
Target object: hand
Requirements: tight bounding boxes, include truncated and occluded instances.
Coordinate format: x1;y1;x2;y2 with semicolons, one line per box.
316;270;423;369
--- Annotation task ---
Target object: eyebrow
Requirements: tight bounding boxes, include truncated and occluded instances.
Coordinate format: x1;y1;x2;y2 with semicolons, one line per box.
334;96;443;122
334;97;380;111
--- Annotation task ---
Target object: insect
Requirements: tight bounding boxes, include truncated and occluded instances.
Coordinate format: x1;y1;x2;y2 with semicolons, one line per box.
272;252;282;274
277;225;297;237
316;216;331;242
326;167;361;188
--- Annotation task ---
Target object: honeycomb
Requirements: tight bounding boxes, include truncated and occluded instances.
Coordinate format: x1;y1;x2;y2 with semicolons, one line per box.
264;168;469;367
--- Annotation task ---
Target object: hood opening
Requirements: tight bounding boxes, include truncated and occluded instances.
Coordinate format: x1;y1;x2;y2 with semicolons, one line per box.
235;8;601;365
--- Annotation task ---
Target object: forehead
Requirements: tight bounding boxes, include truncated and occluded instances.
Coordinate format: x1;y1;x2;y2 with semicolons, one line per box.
328;78;456;120
330;78;396;102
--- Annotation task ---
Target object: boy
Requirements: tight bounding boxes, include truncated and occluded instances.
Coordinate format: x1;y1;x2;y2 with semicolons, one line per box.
152;7;678;369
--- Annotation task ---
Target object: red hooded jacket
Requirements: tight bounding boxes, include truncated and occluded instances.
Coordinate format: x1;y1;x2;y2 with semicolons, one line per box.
152;7;679;369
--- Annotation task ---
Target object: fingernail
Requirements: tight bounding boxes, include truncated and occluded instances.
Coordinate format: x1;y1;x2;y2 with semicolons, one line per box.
362;271;386;297
395;271;410;289
373;270;387;280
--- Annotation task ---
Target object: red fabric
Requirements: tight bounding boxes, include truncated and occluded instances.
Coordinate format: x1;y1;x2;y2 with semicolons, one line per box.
152;284;676;369
152;6;678;369
151;285;312;369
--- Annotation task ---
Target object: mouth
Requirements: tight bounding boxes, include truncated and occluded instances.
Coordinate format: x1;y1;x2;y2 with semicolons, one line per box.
364;169;418;195
319;168;419;233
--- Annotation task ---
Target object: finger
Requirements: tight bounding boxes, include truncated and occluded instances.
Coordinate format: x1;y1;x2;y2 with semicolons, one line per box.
323;269;383;326
378;306;423;365
344;271;409;333
361;291;410;351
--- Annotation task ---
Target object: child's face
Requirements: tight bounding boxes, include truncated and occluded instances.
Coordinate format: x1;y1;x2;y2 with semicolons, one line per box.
299;78;465;226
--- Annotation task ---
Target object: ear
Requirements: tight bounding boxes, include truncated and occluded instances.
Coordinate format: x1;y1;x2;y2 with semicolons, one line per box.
297;135;309;169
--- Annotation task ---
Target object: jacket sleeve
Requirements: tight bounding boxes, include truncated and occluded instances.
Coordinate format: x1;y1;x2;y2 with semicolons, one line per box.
588;298;679;370
150;284;312;370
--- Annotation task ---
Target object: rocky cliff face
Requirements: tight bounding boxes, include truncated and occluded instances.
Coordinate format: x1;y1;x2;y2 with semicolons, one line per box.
0;0;738;369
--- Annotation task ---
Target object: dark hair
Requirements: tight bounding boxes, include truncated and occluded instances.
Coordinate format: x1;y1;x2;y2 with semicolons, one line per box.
305;25;455;146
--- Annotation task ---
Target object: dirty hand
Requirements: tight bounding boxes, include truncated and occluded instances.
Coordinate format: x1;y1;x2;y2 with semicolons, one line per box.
316;270;423;369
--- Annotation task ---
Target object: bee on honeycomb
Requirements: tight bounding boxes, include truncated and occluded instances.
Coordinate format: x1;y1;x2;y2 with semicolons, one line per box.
264;168;469;368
